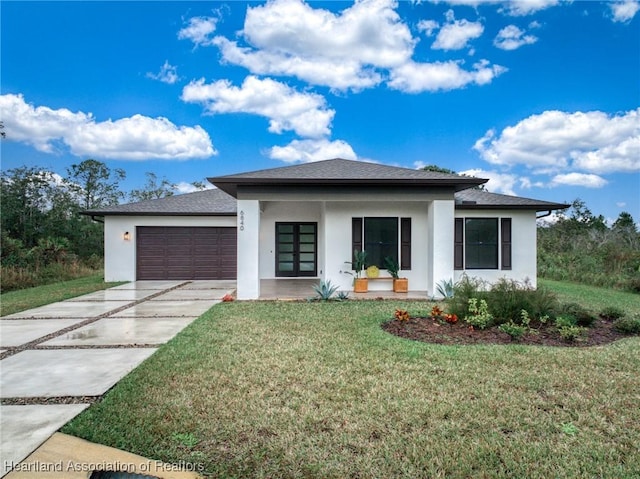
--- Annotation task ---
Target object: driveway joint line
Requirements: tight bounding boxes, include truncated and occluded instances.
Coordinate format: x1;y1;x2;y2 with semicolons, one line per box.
0;281;190;360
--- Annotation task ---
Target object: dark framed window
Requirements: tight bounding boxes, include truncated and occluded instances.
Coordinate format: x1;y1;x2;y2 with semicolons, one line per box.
465;218;498;269
352;217;412;269
364;217;398;268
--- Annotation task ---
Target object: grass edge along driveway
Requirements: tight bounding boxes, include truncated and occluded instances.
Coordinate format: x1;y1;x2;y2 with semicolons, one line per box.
63;286;640;478
0;275;125;317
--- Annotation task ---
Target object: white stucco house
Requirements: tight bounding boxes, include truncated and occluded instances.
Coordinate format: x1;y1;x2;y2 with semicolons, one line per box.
84;159;568;299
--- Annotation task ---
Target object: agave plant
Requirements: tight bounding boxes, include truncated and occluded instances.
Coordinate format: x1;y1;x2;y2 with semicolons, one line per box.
312;279;339;301
435;278;455;299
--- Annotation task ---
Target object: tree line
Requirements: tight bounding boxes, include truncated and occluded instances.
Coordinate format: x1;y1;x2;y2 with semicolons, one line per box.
0;159;204;291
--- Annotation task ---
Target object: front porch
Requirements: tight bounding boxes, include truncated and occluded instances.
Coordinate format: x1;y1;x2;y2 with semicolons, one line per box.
259;279;429;301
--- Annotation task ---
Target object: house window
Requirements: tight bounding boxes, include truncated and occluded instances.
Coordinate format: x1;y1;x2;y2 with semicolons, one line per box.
455;217;511;270
364;217;398;268
352;217;411;269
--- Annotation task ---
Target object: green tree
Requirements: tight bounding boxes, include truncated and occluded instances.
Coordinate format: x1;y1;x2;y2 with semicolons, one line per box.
0;167;56;247
129;172;176;202
66;159;125;210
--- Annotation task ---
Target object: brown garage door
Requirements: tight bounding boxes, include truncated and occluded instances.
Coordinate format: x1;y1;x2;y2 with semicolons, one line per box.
136;226;236;280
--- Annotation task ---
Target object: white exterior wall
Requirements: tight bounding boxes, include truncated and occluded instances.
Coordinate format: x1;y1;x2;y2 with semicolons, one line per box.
428;200;455;298
237;200;260;299
453;209;537;287
258;201;323;278
103;215;236;282
323;201;430;292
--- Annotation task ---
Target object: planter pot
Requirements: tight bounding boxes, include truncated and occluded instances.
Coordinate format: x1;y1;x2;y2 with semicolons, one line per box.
354;278;369;293
393;278;408;293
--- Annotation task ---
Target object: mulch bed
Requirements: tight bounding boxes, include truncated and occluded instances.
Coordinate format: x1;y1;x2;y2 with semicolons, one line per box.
382;317;633;347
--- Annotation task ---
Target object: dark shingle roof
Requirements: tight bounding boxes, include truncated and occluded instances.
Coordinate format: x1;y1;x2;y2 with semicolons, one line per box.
208;158;487;196
81;189;237;216
455;189;569;211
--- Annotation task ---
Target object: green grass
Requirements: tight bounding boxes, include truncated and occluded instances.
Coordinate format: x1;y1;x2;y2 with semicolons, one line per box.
540;278;640;316
0;274;125;316
63;289;640;478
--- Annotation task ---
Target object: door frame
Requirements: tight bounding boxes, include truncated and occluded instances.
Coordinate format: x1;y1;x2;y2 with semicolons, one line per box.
275;222;318;277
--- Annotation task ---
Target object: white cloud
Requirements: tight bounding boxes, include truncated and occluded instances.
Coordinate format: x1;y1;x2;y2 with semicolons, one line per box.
493;25;538;50
388;59;506;93
432;10;484;50
617;201;627;208
181;76;334;138
0;93;215;160
474;109;640;173
178;16;218;46
610;0;640;23
417;19;439;36
174;181;214;194
269;138;357;163
458;168;523;195
501;0;560;16
146;60;180;84
427;0;559;16
550;173;608;188
211;0;415;91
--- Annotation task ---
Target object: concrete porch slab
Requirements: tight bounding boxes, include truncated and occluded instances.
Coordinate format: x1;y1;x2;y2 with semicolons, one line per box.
178;280;237;290
109;281;186;290
41;317;197;346
0;348;156;398
0;319;86;348
1;405;89;477
64;289;158;302
111;300;218;318
1;301;131;319
153;289;233;301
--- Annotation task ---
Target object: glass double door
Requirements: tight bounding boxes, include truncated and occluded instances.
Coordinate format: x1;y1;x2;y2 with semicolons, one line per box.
276;222;317;277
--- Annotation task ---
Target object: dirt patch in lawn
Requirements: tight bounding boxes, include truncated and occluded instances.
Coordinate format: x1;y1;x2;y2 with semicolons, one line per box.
382;317;634;347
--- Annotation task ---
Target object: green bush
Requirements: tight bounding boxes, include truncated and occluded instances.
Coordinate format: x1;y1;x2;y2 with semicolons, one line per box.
447;276;559;326
613;315;640;334
464;298;493;329
559;302;597;327
498;321;529;341
554;316;586;341
599;306;625;321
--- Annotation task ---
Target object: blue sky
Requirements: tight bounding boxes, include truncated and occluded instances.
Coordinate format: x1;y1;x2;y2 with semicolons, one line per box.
2;0;639;222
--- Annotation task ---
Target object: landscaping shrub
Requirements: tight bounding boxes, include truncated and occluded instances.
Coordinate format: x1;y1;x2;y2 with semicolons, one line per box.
613;315;640;334
554;315;586;342
559;302;597;327
599;306;625;321
447;276;559;326
464;298;493;329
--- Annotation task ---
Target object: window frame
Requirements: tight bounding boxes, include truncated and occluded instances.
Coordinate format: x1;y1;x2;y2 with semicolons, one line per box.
455;216;512;271
352;217;412;270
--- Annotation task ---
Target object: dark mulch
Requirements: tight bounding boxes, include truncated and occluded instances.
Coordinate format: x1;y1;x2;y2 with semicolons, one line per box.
382;317;634;347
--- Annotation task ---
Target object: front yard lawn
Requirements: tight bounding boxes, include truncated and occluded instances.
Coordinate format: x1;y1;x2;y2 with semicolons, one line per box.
64;298;640;478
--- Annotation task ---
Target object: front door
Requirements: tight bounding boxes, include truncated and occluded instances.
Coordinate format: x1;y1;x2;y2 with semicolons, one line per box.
276;222;317;277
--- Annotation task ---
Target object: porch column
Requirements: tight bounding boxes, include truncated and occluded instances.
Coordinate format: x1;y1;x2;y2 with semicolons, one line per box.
237;199;260;300
427;199;455;298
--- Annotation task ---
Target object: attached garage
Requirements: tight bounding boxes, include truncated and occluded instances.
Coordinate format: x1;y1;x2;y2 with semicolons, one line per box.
136;226;236;280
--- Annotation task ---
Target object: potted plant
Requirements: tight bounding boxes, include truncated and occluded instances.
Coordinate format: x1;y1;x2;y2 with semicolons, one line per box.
384;256;408;293
346;250;368;293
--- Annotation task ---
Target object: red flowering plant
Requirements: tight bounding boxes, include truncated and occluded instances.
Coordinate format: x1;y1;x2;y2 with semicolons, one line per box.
395;308;410;321
431;305;457;325
444;313;458;324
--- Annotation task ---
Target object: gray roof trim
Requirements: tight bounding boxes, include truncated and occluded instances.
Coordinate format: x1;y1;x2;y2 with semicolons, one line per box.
209;158;487;196
454;189;569;212
81;188;237;216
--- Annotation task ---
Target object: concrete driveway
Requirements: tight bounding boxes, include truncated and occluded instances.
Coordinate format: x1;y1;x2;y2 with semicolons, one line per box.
0;280;235;477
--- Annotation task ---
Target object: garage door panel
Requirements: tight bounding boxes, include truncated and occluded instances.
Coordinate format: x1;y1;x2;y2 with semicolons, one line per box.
136;227;237;280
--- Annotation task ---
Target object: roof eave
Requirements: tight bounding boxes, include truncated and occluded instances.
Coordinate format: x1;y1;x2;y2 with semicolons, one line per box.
80;211;237;217
455;203;570;212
